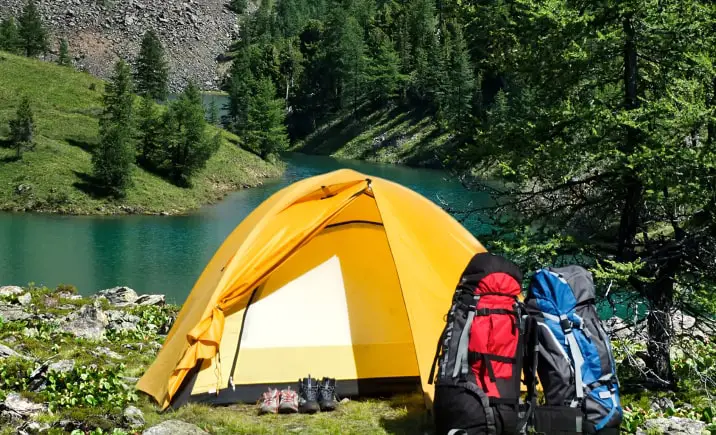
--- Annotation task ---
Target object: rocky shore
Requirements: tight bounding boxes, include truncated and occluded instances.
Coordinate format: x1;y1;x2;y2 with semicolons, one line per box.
0;0;245;92
0;284;713;434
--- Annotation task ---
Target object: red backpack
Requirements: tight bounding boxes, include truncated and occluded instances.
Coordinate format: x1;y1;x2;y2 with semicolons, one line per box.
429;252;527;435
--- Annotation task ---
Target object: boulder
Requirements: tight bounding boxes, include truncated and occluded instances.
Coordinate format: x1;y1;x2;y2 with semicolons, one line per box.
106;310;141;332
59;303;108;340
0;306;32;322
17;293;32;306
649;396;675;413
143;420;207;435
639;417;708;435
0;286;24;297
135;294;166;306
96;286;138;306
17;420;51;434
0;343;27;359
28;359;75;391
0;393;48;421
123;405;145;429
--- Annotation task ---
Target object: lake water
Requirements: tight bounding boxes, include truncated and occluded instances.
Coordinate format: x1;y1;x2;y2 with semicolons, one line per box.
0;153;493;305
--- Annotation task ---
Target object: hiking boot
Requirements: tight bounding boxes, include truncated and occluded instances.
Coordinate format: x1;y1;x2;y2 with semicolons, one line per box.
258;388;280;414
298;375;320;413
278;386;299;414
318;377;338;411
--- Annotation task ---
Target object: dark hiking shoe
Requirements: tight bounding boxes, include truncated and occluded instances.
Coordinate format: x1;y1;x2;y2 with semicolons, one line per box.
318;377;338;411
298;375;320;413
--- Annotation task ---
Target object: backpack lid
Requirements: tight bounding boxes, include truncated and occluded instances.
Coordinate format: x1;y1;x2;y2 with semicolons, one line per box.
549;265;596;305
527;265;596;315
459;252;523;296
461;252;523;284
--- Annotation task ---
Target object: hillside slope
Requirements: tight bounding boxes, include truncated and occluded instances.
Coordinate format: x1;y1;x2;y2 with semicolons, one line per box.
0;51;282;215
0;0;242;91
290;106;455;169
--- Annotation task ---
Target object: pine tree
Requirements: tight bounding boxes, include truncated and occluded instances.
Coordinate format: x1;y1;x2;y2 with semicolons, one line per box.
164;81;219;185
17;0;48;57
444;25;474;133
246;77;288;159
207;99;220;125
136;96;164;170
229;0;248;14
225;45;255;134
366;29;405;106
92;60;136;196
57;38;70;66
334;15;367;114
134;30;169;101
0;17;21;54
9;95;34;159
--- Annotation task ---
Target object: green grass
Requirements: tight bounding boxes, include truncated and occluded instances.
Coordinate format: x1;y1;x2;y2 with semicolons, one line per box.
290;104;454;169
0;284;433;434
0;51;283;215
138;393;432;434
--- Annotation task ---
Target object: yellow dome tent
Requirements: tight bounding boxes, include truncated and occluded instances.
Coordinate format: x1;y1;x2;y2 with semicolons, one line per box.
137;169;486;410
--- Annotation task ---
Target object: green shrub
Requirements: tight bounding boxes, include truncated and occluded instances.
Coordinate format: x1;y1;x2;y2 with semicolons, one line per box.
0;357;35;399
44;363;137;411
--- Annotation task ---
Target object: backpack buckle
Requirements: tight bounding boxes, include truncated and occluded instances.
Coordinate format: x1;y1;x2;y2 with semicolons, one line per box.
560;317;572;334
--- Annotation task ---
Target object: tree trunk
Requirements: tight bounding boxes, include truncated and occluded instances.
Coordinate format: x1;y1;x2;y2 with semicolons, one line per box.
709;77;716;146
645;255;677;388
617;16;642;260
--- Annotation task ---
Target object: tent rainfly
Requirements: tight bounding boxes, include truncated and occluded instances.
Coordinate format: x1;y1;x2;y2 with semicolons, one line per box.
136;169;485;410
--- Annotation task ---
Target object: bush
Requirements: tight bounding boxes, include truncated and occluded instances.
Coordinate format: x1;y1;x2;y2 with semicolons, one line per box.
0;357;35;399
44;363;137;411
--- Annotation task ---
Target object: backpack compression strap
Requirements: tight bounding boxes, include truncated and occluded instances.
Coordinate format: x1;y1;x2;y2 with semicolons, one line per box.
453;294;480;379
544;312;585;405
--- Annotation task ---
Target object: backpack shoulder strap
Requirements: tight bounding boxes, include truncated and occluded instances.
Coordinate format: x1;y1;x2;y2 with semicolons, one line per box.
560;314;585;405
452;293;479;379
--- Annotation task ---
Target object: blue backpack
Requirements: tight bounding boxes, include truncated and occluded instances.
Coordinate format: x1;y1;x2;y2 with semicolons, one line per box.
523;266;622;434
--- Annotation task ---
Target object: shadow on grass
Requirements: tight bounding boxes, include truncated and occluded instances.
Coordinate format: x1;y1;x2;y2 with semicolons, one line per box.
298;105;433;158
72;170;113;199
0;154;20;163
379;394;435;435
66;138;96;153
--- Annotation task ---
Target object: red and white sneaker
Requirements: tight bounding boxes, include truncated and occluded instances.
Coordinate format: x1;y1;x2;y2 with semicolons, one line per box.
258;388;280;414
279;387;299;413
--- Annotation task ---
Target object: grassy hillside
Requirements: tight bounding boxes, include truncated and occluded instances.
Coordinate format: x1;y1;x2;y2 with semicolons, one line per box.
290;105;455;169
0;52;283;215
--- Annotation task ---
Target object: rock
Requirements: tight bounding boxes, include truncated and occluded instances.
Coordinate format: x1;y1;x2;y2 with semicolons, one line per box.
135;294;166;306
19;420;52;434
650;396;675;412
143;420;207;435
123;406;145;429
96;286;138;306
17;293;32;306
28;359;75;391
93;346;123;360
672;310;697;334
0;306;32;322
106;310;141;332
59;303;108;340
0;393;47;421
23;327;38;338
0;286;24;297
640;417;707;435
0;343;27;359
48;359;75;374
15;184;32;195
